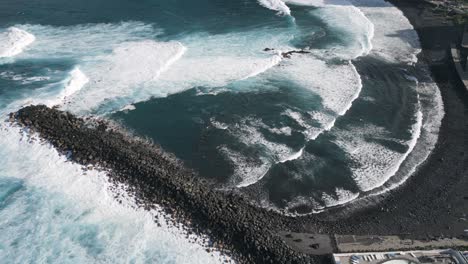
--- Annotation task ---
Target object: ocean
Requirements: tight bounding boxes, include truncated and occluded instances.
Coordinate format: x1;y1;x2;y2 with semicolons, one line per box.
0;0;443;262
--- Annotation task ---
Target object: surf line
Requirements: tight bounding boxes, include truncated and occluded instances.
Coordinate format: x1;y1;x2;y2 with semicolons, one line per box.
11;104;315;263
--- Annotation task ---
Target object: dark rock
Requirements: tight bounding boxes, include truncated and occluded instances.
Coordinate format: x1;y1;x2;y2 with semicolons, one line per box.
11;105;315;264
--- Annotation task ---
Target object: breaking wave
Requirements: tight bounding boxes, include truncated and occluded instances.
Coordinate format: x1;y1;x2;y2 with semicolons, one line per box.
8;22;159;60
337;105;423;192
228;56;363;188
0;27;35;58
257;0;374;60
62;68;89;100
310;4;374;59
240;52;283;80
0;0;444;215
363;74;444;197
350;0;421;64
258;0;291;16
250;0;443;211
0;123;230;263
64;40;186;113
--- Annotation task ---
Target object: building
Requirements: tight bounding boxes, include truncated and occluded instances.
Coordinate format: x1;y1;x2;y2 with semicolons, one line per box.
333;249;468;264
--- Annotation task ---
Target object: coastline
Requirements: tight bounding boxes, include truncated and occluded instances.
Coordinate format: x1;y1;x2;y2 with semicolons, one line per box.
10;105;317;264
297;0;468;238
6;0;468;262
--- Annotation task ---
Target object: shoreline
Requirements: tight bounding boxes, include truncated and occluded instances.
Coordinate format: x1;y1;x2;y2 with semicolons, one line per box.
295;0;468;237
10;105;318;264
6;1;468;262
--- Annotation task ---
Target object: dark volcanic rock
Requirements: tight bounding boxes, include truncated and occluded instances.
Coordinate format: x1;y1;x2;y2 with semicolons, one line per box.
12;105;318;264
281;50;310;58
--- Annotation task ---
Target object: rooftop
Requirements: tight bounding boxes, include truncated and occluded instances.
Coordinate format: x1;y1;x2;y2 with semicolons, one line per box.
333;250;468;264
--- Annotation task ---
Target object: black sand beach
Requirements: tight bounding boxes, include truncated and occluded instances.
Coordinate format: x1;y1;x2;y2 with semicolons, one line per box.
9;0;468;262
297;0;468;237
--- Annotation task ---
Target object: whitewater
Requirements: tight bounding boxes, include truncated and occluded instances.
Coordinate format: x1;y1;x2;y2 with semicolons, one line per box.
252;0;443;212
0;25;230;263
0;27;35;59
0;125;231;263
1;0;440;209
0;0;444;262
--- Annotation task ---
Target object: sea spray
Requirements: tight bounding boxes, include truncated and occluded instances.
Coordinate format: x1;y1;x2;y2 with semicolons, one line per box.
0;27;35;58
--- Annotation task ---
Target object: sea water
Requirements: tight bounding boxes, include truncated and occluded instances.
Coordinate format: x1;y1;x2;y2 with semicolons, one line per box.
0;0;443;262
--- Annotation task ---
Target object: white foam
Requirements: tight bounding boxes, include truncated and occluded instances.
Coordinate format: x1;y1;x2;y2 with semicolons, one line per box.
292;58;361;117
309;4;374;60
136;29;292;99
234;118;299;164
279;186;360;214
324;79;443;208
220;146;271;188
240;52;283;80
278;56;362;140
214;116;308;187
282;109;323;141
0;24;287;115
335;105;423;192
2;1;437;213
210;118;229;130
350;0;421;64
15;68;90;108
268;53;442;214
282;196;324;214
0;23;188;114
283;0;352;6
0;23;291;116
257;0;292;16
0;31;231;258
281;0;419;64
279;147;305;163
0;27;35;58
369;77;444;195
234;119;296;161
12;22;159;60
288;0;439;205
267;126;293;136
0;71;50;84
396;82;443;185
258;0;375;60
213;116;305;187
159;55;281;92
222;57;363;187
321;188;359;208
254;2;421;199
382;108;423;185
0;122;230;263
64;40;186;113
120;104;136;112
62;28;288;114
62;68;89;99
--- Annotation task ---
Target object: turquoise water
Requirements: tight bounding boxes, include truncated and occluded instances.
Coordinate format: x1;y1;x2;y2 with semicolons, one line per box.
0;0;443;262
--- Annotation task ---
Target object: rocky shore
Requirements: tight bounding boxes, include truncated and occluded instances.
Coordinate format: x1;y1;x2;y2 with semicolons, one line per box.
8;1;468;262
11;105;321;264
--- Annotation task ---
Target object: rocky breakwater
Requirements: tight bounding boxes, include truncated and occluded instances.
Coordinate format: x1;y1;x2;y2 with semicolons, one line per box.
11;105;319;264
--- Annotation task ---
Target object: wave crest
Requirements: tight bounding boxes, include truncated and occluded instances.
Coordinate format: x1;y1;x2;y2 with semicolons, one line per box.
64;40;186;114
0;27;35;58
257;0;291;16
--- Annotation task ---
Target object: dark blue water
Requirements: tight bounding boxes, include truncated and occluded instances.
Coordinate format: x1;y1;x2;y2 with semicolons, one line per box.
0;0;443;262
